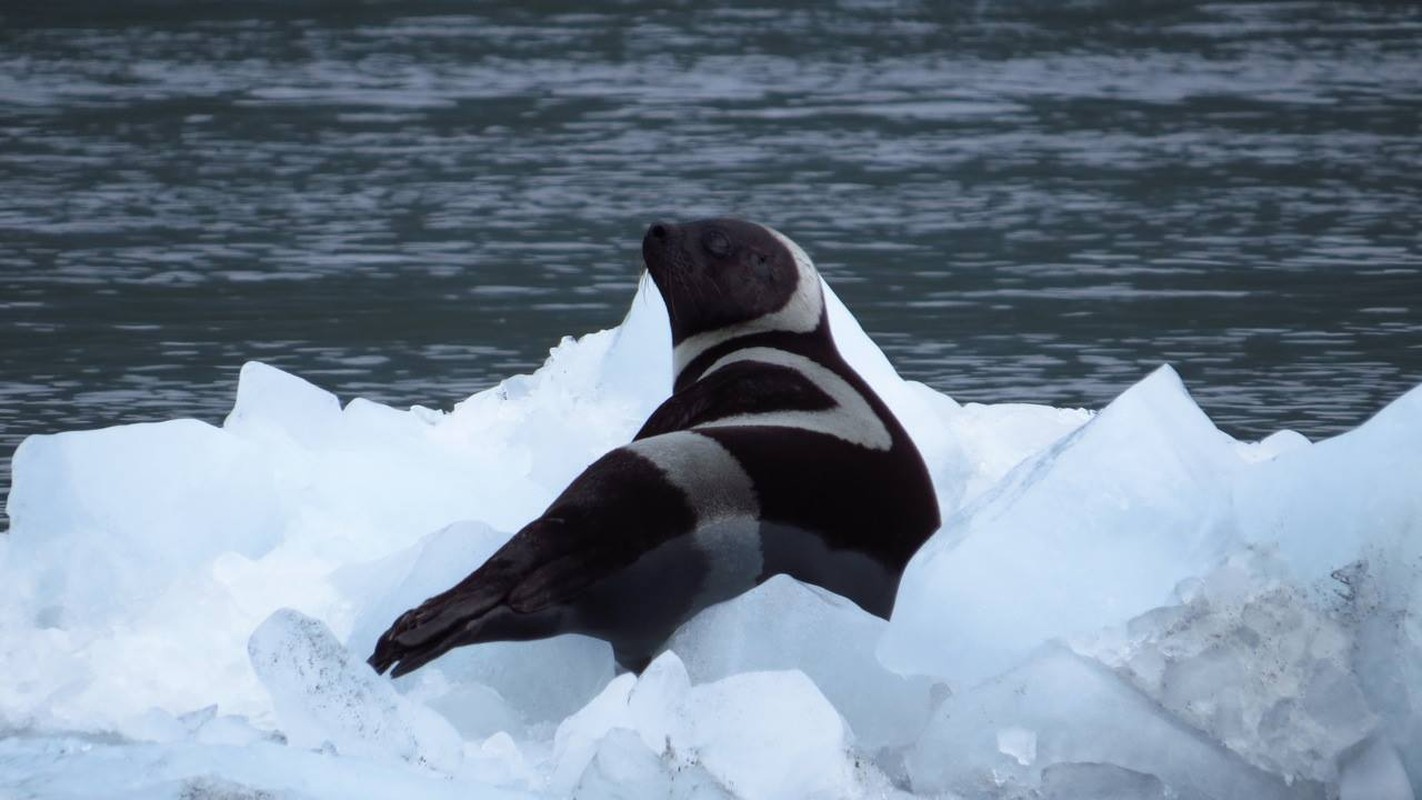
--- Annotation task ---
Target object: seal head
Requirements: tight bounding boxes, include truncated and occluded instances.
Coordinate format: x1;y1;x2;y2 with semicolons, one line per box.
644;218;826;379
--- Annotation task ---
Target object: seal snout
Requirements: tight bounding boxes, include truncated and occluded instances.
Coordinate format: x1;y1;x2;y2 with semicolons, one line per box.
643;221;678;257
642;220;683;277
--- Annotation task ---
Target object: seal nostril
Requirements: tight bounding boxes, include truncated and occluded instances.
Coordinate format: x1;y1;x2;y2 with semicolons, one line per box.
649;223;669;241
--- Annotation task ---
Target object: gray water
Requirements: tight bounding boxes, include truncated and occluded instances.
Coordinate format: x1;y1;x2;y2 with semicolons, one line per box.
3;1;1421;526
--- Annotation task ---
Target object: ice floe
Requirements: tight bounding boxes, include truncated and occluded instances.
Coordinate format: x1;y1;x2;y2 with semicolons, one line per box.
2;275;1418;798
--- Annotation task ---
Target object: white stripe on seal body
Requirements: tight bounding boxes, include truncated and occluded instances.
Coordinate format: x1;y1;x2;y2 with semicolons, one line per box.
691;347;893;451
623;431;763;605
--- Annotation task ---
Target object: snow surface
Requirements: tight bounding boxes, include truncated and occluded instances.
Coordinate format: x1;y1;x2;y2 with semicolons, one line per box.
2;275;1419;798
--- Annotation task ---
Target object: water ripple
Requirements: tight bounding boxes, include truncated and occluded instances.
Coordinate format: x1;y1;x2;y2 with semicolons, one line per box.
2;0;1420;523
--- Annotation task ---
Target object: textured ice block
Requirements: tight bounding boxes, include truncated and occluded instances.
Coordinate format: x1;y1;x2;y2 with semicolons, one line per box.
906;644;1312;799
882;365;1243;684
248;608;463;774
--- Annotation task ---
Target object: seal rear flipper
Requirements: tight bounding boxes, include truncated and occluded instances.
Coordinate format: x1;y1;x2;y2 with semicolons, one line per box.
367;517;579;676
506;549;623;613
366;580;510;676
373;602;570;678
369;615;477;678
367;511;662;676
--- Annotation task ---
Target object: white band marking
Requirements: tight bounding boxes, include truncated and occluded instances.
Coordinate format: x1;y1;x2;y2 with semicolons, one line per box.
692;347;892;451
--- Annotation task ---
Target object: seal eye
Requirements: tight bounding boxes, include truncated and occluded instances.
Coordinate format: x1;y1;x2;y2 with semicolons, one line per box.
702;230;731;259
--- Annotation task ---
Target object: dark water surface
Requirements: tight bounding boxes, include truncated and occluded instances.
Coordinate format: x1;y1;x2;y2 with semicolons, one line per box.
3;1;1420;523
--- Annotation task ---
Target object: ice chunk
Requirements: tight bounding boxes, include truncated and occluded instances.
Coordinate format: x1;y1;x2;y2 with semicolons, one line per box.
675;670;856;800
1039;762;1168;800
823;280;908;400
412;636;614;733
881;365;1244;685
115;707;189;745
112;704;270;749
1338;735;1414;800
881;380;974;516
548;654;699;794
395;670;520;742
666;575;936;752
460;731;541;793
4;418;284;626
1233;384;1422;786
247;608;463;774
1335;554;1422;791
600;271;674;403
445;302;657;502
549;672;638;793
625;647;693;754
1234;428;1311;463
224;360;344;449
942;401;1093;505
0;735;529;800
573;728;678;800
1078;554;1376;785
261;389;551;560
996;726;1037;766
219;362;513;563
552;653;858;800
1235;383;1422;584
192;712;272;748
572;728;733;800
906;644;1311;799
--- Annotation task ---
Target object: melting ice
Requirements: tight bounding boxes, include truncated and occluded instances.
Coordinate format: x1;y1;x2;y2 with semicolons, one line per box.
1;278;1418;799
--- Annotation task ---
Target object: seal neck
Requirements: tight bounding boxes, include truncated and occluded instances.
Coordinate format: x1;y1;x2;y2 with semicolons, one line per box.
672;310;835;393
671;272;825;378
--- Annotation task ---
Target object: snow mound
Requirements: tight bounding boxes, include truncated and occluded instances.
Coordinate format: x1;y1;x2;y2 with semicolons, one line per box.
1;275;1418;798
